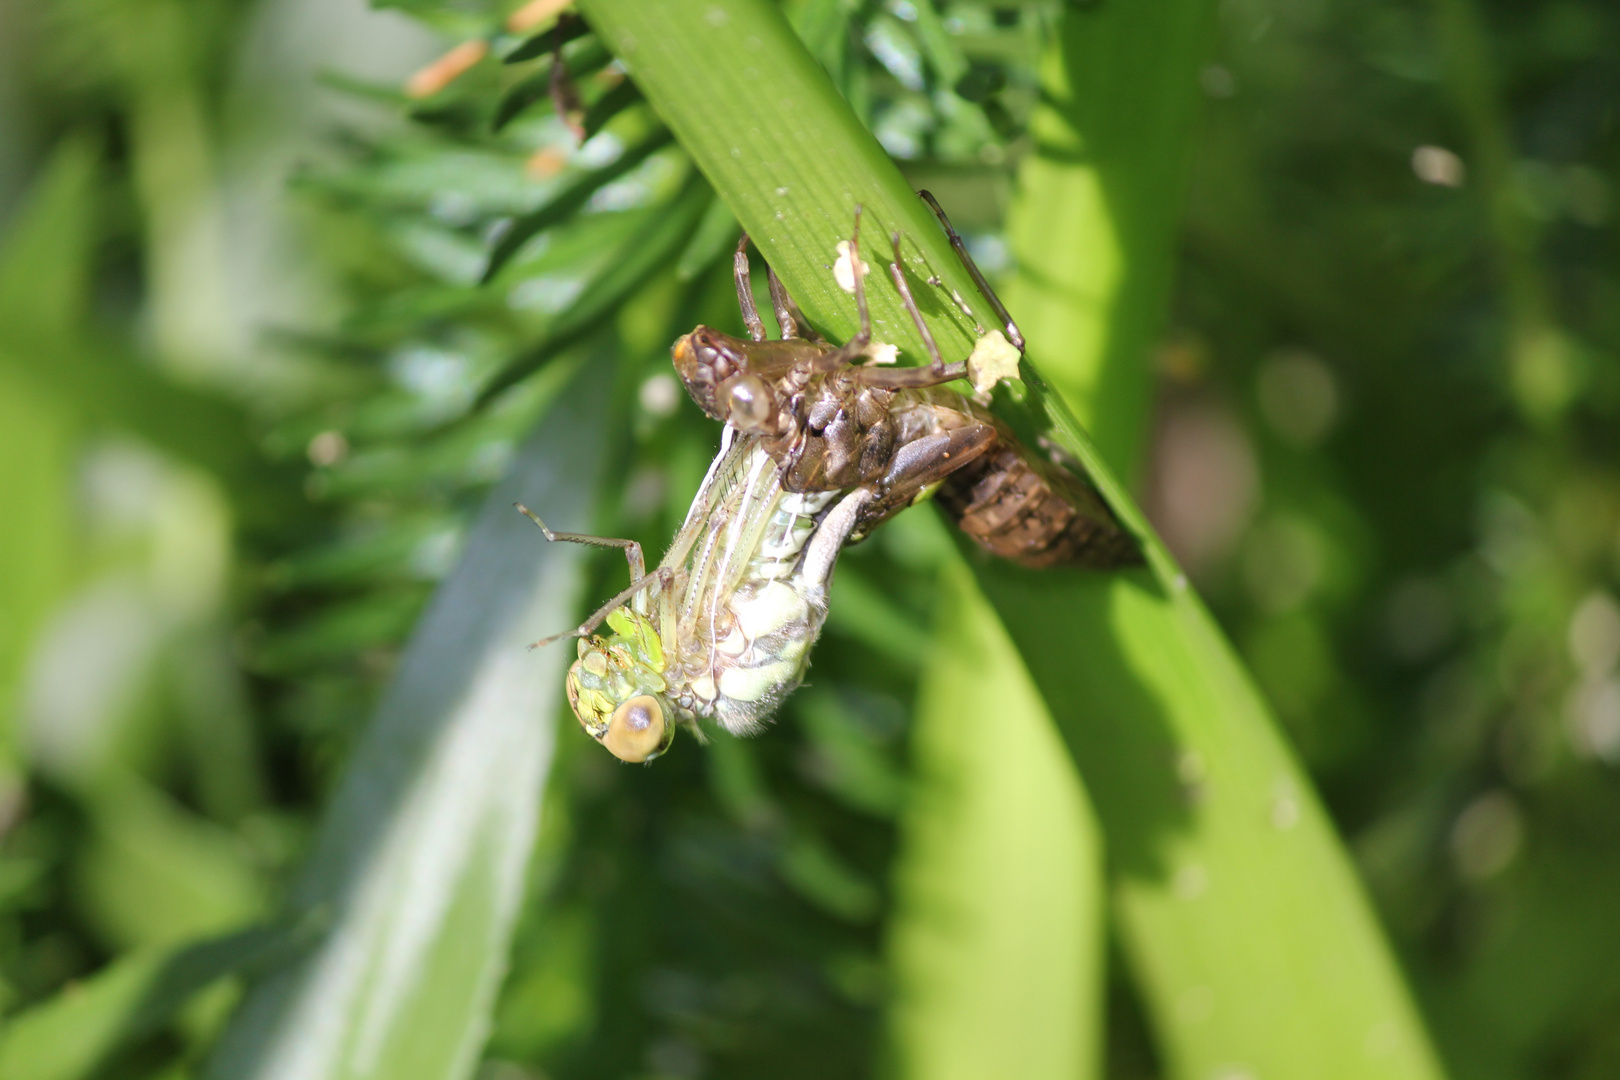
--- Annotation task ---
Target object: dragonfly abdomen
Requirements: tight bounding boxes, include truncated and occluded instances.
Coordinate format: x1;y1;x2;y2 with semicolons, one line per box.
702;578;822;734
676;465;854;736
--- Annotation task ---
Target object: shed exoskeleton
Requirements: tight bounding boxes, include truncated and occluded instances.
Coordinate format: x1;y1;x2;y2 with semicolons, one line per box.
671;195;1139;570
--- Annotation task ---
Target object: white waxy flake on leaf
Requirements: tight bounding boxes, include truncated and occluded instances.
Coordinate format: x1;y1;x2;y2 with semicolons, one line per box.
968;330;1021;397
834;240;869;294
866;341;899;365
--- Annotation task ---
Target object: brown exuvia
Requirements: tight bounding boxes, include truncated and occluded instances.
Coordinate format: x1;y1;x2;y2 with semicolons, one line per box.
671;197;1140;571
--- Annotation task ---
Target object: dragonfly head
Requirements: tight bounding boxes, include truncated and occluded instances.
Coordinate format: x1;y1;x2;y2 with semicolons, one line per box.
565;608;678;763
672;327;788;435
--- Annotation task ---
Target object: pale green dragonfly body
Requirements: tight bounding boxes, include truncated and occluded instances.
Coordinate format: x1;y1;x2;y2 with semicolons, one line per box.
524;430;873;762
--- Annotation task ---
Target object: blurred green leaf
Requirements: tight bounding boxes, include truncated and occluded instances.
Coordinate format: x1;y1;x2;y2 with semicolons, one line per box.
0;920;312;1080
988;7;1448;1075
502;19;588;65
825;564;932;667
0;136;94;780
777;830;881;923
580;79;642;141
674;192;739;282
204;358;614;1080
0;136;96;333
1002;0;1214;476
475;175;709;403
252;591;431;674
795;692;907;818
75;773;268;952
492;72;553;133
888;558;1103;1080
0;326;293;524
0;135;300;527
480;126;675;282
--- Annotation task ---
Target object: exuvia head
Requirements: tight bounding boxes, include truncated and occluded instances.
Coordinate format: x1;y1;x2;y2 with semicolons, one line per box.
671;327;787;435
565;609;679;763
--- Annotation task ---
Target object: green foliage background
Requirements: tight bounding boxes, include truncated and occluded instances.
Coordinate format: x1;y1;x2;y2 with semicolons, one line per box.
0;0;1615;1078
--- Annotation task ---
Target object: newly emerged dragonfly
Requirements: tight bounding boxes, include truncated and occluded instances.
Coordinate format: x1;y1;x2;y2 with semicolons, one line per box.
520;420;965;762
673;194;1139;570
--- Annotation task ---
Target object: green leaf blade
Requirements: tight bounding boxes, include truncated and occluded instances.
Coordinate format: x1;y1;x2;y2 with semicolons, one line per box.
204;360;614;1080
889;558;1104;1080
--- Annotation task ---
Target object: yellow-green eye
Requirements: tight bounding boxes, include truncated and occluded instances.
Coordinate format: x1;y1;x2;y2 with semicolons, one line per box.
602;695;668;762
721;374;773;430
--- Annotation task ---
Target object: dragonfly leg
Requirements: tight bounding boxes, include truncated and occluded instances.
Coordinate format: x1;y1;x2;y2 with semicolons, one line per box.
528;566;676;649
765;264;801;340
515;503;645;581
799;486;875;593
733;235;768;343
918;189;1025;352
815;206;872;371
848;231;970;391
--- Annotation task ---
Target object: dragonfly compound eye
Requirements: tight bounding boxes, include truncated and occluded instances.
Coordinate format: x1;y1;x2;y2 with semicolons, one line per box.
720;374;774;430
603;694;670;763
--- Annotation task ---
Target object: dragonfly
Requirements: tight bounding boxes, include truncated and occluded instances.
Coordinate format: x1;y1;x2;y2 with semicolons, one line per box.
520;420;959;763
672;193;1139;570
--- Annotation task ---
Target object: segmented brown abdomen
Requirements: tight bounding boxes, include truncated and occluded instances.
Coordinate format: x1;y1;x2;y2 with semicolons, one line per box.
937;441;1140;570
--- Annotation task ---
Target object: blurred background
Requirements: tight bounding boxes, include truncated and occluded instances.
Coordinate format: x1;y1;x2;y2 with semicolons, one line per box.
0;0;1616;1077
